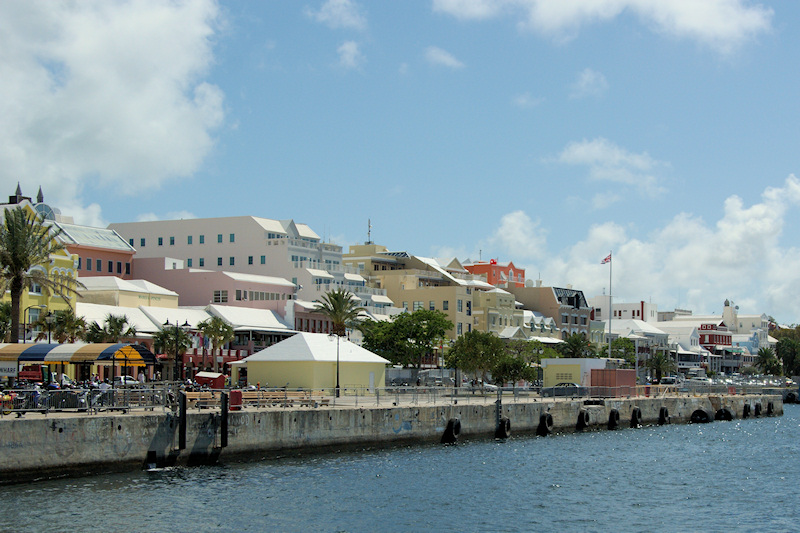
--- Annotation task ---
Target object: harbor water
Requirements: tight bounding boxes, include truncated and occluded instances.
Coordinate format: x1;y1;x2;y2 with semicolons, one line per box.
1;405;797;532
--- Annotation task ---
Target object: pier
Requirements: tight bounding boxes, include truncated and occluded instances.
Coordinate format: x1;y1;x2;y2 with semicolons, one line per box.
0;389;784;484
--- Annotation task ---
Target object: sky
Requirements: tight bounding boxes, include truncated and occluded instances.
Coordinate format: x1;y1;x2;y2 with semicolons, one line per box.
2;0;800;324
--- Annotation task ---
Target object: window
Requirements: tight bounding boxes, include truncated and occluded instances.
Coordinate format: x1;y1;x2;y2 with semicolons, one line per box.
128;238;133;246
217;257;222;266
413;301;423;311
229;233;235;243
442;300;449;311
169;236;175;246
236;289;242;301
188;236;192;245
248;256;253;265
199;235;205;244
86;258;92;271
457;323;463;335
213;290;228;303
261;255;265;264
230;257;235;266
429;301;435;311
96;259;101;271
140;238;145;247
108;260;113;273
466;301;471;316
187;259;192;267
158;237;163;246
457;300;463;312
402;302;408;310
217;234;223;243
116;262;122;274
125;263;130;275
77;257;82;270
199;258;205;267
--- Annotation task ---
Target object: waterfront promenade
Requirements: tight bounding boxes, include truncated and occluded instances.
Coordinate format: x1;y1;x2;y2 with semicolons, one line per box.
0;384;787;484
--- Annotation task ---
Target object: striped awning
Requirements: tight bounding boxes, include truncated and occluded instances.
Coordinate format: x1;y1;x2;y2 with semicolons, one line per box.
0;343;156;366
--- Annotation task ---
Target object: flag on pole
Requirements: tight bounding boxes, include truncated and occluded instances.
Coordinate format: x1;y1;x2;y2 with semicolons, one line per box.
601;253;611;264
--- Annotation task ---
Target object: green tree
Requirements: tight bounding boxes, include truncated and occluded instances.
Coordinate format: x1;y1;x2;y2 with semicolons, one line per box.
776;338;800;377
198;315;235;372
0;207;84;343
755;347;781;375
33;308;87;343
362;309;453;372
85;314;137;343
557;333;596;358
152;325;193;381
599;338;636;367
314;288;362;336
492;352;536;389
646;351;677;383
0;302;12;342
445;330;505;383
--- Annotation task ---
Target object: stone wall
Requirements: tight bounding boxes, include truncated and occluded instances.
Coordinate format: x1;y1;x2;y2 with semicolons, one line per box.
0;394;782;483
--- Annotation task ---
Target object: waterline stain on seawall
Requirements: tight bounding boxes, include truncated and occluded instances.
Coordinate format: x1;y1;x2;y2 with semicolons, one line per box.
0;394;783;484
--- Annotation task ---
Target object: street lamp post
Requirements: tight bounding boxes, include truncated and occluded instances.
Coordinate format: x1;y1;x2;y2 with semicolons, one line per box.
22;304;46;344
165;319;190;382
329;333;340;397
45;312;55;343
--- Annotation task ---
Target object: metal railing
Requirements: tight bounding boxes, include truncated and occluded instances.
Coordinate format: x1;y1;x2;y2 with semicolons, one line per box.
1;382;791;417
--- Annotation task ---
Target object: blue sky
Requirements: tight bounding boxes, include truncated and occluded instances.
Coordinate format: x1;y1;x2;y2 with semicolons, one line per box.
2;0;800;323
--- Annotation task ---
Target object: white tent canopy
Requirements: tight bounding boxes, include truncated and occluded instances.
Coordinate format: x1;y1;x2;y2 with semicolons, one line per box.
242;332;389;364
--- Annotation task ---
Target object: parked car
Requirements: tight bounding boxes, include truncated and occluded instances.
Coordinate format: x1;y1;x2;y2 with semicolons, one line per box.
540;382;587;397
113;376;139;387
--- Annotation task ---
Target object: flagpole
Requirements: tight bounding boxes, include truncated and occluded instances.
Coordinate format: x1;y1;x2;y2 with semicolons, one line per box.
607;252;612;361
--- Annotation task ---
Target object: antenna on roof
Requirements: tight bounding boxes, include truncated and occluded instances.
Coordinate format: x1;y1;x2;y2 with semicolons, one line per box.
366;219;373;244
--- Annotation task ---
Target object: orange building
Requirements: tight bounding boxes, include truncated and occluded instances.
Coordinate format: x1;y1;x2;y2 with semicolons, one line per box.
463;259;526;288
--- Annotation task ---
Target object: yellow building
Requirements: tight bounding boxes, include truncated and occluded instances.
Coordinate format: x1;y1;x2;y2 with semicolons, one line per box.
235;332;389;390
0;196;81;341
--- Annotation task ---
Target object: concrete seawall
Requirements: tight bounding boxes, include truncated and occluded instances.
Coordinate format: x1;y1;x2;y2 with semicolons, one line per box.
0;394;783;484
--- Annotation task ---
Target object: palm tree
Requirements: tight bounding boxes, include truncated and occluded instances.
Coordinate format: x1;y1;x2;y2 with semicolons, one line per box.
755;347;781;375
33;308;87;343
0;302;12;342
0;207;84;343
313;288;362;336
198;315;235;372
84;314;137;343
557;333;595;358
646;351;677;383
152;325;193;381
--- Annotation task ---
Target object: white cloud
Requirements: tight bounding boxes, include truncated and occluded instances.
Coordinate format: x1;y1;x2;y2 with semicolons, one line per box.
513;91;544;108
591;192;622;209
570;68;608;99
488;210;548;261
337;41;364;69
305;0;367;31
425;46;465;69
487;175;800;323
432;0;773;53
557;137;666;197
0;0;224;221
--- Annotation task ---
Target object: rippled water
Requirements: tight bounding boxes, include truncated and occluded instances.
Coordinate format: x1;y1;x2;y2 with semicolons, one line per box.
2;406;798;533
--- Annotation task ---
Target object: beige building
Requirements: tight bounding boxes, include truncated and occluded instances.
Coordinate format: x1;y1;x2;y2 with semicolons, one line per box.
344;244;495;339
78;276;179;308
507;283;592;340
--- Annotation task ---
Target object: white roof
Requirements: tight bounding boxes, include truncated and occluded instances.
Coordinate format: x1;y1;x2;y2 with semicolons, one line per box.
306;268;334;279
243;332;390;364
76;302;160;333
78;276;177;297
139;306;214;330
344;273;366;282
207;304;291;332
222;271;296;287
369;294;394;305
